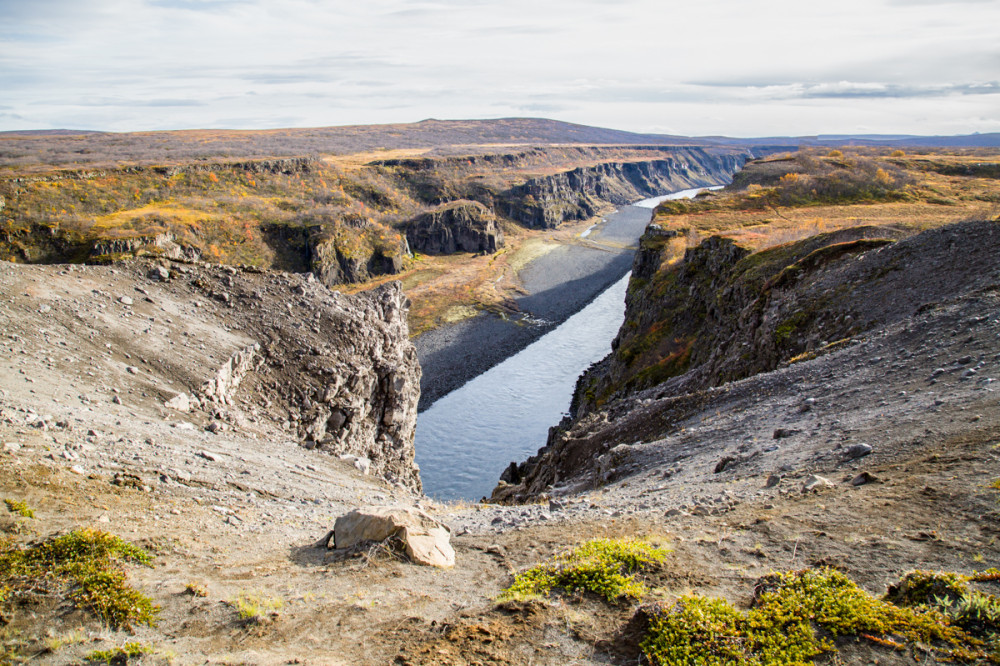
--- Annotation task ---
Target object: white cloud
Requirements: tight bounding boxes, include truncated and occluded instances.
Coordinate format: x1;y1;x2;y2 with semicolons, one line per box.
0;0;998;135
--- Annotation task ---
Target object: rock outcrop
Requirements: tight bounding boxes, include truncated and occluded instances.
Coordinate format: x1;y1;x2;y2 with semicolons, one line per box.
152;261;423;491
284;281;422;491
404;200;503;255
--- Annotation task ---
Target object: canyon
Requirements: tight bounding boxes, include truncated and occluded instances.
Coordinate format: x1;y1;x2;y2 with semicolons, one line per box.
1;122;999;664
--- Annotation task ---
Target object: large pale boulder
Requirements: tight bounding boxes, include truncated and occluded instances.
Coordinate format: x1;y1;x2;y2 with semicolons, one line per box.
332;506;454;568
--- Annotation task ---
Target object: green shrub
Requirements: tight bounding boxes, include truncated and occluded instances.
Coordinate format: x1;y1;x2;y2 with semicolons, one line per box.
0;529;157;629
498;538;669;603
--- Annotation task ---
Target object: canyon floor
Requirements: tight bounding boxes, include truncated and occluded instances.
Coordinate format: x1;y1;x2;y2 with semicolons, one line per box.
1;237;998;664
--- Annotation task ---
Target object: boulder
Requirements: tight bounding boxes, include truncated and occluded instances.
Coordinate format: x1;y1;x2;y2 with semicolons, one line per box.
331;506;454;568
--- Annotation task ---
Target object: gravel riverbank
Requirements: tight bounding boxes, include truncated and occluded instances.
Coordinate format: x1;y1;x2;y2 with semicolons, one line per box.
414;205;654;410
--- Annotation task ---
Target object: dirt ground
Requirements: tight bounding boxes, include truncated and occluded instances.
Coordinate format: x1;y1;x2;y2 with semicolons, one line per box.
1;248;999;664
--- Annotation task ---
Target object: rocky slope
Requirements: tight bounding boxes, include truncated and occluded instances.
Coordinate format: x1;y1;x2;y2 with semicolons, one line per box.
493;218;1000;501
0;257;422;491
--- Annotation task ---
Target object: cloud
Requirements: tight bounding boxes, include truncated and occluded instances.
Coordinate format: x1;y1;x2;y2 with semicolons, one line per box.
1;0;999;135
687;79;1000;100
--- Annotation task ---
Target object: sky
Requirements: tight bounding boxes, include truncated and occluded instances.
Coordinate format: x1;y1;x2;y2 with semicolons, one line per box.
1;0;998;137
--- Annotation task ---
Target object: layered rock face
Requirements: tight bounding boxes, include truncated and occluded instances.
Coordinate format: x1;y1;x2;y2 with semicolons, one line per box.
404;200;503;255
286;281;422;491
499;151;747;229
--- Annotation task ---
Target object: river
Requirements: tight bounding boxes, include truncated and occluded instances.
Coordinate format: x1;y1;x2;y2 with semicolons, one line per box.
414;187;718;500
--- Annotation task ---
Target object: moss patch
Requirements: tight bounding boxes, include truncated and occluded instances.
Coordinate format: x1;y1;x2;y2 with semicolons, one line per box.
641;568;999;665
0;528;157;629
497;538;669;604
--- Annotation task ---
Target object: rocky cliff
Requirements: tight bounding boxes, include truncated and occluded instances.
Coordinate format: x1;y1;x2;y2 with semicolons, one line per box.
498;150;747;229
492;218;1000;501
403;200;503;255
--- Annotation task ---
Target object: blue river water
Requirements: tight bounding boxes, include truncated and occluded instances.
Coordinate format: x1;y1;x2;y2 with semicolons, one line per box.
414;187;718;500
414;273;630;500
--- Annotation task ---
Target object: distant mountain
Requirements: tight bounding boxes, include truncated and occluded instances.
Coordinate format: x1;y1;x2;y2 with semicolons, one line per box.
1;119;996;171
0;129;107;137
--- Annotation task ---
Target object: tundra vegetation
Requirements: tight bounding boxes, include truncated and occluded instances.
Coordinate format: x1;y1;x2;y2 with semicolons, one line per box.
1;132;999;663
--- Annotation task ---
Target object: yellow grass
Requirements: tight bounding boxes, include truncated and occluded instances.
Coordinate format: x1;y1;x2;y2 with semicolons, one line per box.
91;203;219;230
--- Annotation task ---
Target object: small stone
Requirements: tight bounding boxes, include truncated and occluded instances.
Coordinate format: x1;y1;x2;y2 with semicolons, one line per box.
70;465;86;475
548;499;565;512
198;450;218;462
714;456;737;473
97;514;110;523
111;395;122;405
2;442;21;454
764;474;781;488
773;428;799;440
843;443;873;460
803;475;834;492
664;508;686;517
148;266;170;281
119;296;134;306
851;472;878;486
164;392;191;412
126;366;139;375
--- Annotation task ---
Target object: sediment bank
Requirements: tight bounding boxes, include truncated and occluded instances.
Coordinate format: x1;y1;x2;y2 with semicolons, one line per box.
414;205;654;410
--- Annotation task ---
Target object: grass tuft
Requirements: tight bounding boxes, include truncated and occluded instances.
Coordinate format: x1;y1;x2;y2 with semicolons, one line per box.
3;499;34;519
497;537;669;603
232;590;284;624
85;642;152;664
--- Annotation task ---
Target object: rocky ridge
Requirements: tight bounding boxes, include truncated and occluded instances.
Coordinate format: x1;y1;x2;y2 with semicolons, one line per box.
492;218;1000;502
498;152;747;229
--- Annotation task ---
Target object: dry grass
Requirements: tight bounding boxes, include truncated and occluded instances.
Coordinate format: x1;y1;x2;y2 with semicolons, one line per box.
652;150;1000;255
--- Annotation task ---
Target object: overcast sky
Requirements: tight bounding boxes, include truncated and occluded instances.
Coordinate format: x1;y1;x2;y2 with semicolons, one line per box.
2;0;998;136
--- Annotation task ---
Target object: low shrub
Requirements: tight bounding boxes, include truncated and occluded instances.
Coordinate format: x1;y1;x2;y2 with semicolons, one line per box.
641;568;998;665
497;537;669;603
0;528;157;629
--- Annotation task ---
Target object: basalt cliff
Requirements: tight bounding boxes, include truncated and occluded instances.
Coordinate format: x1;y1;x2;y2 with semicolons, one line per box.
0;146;748;288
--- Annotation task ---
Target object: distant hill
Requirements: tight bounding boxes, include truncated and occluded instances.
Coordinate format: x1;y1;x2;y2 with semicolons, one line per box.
1;118;997;171
698;132;1000;148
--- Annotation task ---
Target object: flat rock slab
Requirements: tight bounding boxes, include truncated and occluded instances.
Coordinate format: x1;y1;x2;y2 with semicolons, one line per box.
333;506;455;568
